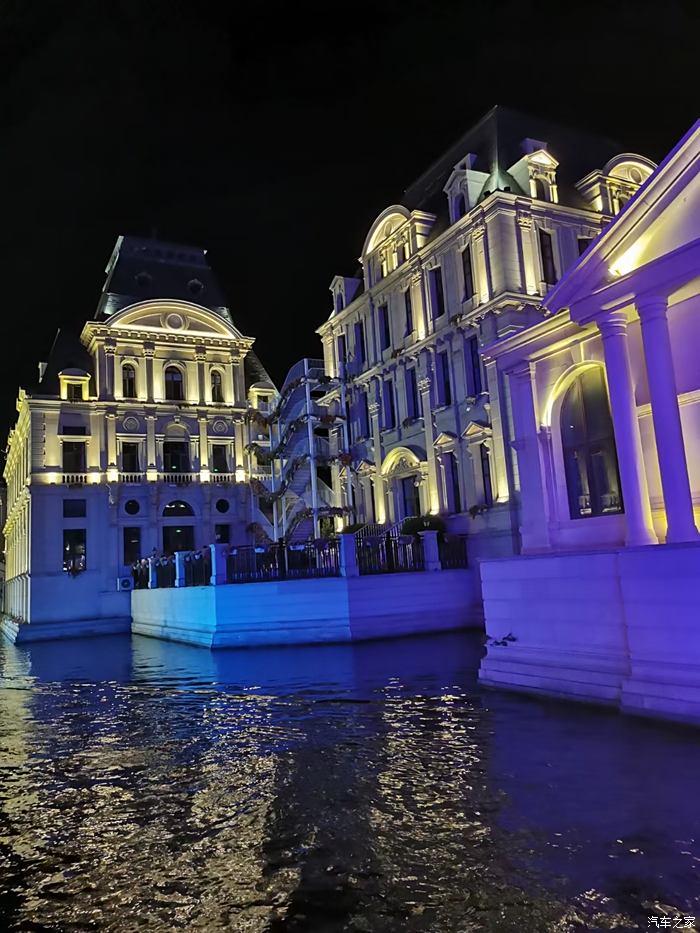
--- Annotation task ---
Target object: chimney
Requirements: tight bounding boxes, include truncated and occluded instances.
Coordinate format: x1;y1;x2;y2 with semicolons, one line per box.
38;361;47;381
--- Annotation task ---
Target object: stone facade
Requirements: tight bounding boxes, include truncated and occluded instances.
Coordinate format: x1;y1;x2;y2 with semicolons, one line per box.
317;106;656;560
2;237;276;639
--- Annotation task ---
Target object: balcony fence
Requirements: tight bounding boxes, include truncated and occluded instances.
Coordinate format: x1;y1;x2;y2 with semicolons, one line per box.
356;533;424;575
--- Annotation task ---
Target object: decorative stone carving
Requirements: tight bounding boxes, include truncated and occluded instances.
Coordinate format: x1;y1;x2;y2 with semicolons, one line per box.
212;419;227;434
122;416;139;432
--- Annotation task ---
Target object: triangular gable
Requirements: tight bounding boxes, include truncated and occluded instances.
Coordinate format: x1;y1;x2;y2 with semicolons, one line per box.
546;120;700;316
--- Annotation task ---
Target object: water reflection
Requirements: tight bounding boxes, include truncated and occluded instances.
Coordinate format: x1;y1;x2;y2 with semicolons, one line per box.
0;632;698;931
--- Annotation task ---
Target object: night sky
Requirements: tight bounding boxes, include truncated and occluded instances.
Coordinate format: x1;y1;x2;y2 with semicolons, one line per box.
0;0;697;442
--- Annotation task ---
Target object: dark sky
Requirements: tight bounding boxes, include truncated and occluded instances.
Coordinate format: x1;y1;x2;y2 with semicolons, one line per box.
0;0;697;441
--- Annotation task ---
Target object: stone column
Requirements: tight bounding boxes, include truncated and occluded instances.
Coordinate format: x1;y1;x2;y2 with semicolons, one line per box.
418;373;440;514
369;397;386;523
144;344;155;402
598;310;657;546
104;342;116;401
419;530;441;571
338;533;359;577
508;363;550;551
637;296;699;542
146;414;157;470
106;413;117;470
196;347;207;405
209;543;228;585
198;417;209;470
174;551;187;587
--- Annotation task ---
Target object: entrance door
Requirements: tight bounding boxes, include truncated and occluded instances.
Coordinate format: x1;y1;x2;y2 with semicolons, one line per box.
401;475;420;519
163;525;195;555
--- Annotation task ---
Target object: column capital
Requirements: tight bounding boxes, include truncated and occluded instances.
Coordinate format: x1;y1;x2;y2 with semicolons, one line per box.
597;309;628;338
142;343;156;358
418;376;431;394
636;295;668;322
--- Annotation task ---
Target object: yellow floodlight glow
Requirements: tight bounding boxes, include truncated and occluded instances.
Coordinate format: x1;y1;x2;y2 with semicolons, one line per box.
107;468;119;483
200;468;211;483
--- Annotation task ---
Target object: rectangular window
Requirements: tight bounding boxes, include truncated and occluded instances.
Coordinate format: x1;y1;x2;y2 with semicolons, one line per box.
462;245;475;301
215;523;231;544
60;425;86;436
63;499;86;518
211;445;229;473
163;441;190;473
123;527;141;565
337;333;347;366
405;367;419;420
436;350;452;407
466;335;483;396
404;289;413;335
481;444;494;507
401;475;421;518
63;528;86;573
429;267;445;319
122;442;140;473
383;379;396;430
448;452;462;513
577;236;593;256
354;320;366;365
359;391;370;438
538;228;557;286
379;304;391;351
62;441;86;473
66;383;83;402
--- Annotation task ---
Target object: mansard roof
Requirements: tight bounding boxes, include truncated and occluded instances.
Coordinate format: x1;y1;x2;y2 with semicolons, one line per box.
34;328;94;396
401;105;625;226
95;236;230;320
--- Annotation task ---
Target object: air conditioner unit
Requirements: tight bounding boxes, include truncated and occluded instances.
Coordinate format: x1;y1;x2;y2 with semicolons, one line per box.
117;576;133;592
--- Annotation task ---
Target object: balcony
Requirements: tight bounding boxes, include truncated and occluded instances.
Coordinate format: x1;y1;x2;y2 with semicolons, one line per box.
159;472;197;485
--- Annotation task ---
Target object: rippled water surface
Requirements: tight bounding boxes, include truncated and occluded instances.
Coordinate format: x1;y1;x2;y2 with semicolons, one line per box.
1;631;699;932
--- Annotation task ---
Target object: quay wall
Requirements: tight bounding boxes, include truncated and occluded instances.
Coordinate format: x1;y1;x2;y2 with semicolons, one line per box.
479;542;700;726
131;569;481;648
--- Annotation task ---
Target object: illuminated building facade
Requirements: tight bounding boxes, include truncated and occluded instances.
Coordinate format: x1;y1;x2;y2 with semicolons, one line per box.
2;237;276;641
317;106;656;558
480;119;700;725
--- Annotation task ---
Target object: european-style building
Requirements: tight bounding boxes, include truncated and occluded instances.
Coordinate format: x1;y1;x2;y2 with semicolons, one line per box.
317;106;656;559
2;236;277;639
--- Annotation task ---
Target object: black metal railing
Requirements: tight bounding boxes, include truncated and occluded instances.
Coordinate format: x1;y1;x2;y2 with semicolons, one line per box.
155;556;176;588
132;561;150;589
226;540;340;585
356;533;424;575
438;535;468;570
184;548;212;587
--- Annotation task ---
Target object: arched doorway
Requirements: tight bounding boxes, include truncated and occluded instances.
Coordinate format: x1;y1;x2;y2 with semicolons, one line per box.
381;447;425;523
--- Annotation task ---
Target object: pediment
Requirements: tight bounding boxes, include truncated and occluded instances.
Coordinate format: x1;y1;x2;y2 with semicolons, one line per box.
106;300;244;339
434;431;458;448
462;420;491;442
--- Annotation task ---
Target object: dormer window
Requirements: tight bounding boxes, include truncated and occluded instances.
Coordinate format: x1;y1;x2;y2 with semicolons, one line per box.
509;145;559;205
59;370;90;402
122;364;136;398
575;154;656;215
454;193;466;220
335;293;344;313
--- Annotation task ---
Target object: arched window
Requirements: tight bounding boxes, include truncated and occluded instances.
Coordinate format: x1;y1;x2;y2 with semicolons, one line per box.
162;500;194;517
164;366;184;401
211;370;224;403
122;364;136;398
560;368;622;520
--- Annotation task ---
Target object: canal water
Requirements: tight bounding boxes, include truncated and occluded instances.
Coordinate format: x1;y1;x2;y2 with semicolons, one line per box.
0;631;698;932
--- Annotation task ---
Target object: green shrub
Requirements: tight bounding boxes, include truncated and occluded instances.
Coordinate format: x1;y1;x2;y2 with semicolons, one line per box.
401;514;446;536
